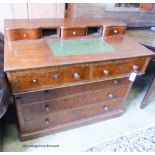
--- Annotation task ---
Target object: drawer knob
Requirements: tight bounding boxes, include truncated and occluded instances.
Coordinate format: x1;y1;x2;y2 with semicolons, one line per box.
133;65;139;73
52;74;60;80
45;119;50;125
113;79;119;85
45;105;49;112
103;69;109;76
108;93;114;99
114;30;118;34
73;31;76;35
23;34;26;37
103;106;109;111
32;79;37;83
74;73;80;80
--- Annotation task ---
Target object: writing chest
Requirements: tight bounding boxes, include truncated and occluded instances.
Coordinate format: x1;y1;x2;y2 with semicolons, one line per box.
4;19;154;141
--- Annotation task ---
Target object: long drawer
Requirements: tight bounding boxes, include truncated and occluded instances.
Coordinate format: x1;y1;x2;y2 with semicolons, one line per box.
22;84;129;120
93;57;146;80
23;98;124;132
19;77;130;104
15;64;90;93
8;57;147;93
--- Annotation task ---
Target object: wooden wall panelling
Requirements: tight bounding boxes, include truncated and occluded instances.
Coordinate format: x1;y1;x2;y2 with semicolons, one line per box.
28;3;65;19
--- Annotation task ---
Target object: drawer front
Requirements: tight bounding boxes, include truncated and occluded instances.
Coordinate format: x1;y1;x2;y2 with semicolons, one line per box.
5;29;41;41
93;57;146;80
61;27;86;38
103;26;126;36
23;98;123;132
22;84;129;120
16;65;90;92
8;58;147;93
19;77;130;104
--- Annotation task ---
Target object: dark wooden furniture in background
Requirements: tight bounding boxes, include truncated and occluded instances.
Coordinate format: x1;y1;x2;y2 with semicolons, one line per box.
4;19;154;141
141;77;155;108
126;29;155;108
66;3;155;27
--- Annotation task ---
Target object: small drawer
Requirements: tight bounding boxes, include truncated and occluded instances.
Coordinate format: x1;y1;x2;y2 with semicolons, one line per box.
23;98;123;132
61;27;86;39
103;26;126;36
93;58;146;80
22;84;129;120
5;28;41;41
16;65;90;92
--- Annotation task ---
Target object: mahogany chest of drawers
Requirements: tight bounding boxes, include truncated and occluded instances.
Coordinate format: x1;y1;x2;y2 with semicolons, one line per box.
4;19;154;141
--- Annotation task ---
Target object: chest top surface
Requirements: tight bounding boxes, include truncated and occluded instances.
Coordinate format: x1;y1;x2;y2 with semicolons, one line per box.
4;35;154;71
4;19;155;72
4;18;127;30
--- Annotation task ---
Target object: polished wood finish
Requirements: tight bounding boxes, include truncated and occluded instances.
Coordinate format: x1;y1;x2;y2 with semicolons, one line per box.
19;77;130;104
103;26;126;36
93;57;146;80
23;99;123;132
15;78;131;140
4;18;127;30
4;19;154;141
5;28;41;41
14;64;90;93
61;27;87;38
22;84;129;120
4;36;154;72
5;18;127;41
7;57;149;94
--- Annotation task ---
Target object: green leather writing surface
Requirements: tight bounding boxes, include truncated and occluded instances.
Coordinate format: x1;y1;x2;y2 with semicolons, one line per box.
49;38;115;57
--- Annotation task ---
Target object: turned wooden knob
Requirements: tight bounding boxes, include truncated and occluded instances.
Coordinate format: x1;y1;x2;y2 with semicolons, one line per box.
32;79;37;83
113;79;119;85
108;93;114;99
22;34;26;37
52;74;60;80
103;106;109;111
45;118;50;125
45;105;49;112
114;29;118;34
103;69;109;76
74;73;80;80
73;31;76;35
133;65;139;73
